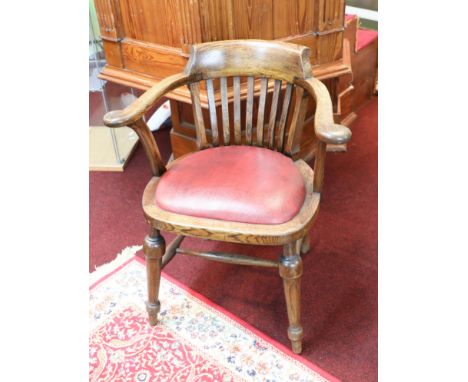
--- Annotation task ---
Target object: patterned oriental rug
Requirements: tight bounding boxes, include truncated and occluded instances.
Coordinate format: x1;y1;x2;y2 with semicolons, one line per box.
89;247;339;382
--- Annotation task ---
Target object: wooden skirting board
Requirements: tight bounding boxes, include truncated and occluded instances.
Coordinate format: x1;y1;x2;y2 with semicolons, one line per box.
89;126;139;172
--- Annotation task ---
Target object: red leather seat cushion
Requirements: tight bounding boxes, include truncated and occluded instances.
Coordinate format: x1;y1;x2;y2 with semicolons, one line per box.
155;146;306;225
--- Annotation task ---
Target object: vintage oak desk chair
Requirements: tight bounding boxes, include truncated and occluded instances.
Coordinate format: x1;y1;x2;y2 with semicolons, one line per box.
104;40;351;354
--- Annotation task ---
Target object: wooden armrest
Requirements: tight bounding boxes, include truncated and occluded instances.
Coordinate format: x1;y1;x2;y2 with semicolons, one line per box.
102;72;194;176
297;77;352;145
103;72;193;128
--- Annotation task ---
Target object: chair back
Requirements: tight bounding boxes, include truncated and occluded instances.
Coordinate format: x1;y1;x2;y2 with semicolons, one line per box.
183;40;313;154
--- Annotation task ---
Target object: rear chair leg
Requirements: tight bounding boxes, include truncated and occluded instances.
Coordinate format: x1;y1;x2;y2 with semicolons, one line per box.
300;233;310;255
144;227;165;326
279;241;304;354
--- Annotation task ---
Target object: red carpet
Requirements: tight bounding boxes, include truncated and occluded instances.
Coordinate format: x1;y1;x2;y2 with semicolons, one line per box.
90;254;340;382
90;97;377;381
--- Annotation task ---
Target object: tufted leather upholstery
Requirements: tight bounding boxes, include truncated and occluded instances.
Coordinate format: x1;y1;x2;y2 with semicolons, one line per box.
154;146;306;224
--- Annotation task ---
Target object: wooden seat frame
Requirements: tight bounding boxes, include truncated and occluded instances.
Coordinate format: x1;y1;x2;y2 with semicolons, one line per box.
104;39;351;354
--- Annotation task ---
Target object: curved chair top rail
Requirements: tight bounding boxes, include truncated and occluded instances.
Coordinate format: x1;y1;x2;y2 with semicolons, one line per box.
184;39;313;83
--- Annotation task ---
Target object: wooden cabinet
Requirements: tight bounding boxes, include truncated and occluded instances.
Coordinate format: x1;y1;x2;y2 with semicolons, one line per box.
95;0;355;160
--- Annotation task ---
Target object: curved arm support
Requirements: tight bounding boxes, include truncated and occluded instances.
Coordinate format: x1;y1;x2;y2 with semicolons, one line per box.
103;72;195;176
129;118;167;176
295;77;353;193
103;72;195;128
296;77;352;145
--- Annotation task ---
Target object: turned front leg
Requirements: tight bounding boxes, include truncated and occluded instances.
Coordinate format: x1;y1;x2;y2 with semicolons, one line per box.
279;241;304;354
144;227;165;326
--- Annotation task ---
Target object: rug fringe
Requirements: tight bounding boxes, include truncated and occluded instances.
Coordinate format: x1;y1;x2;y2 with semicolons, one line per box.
89;245;142;285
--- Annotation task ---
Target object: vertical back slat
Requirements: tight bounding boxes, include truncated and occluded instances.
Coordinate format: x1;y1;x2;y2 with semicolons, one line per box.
256;77;268;145
189;82;208;148
205;79;219;146
284;86;309;156
267;79;282;149
233;76;241;144
276;83;293;151
245;76;255;145
220;77;230;145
